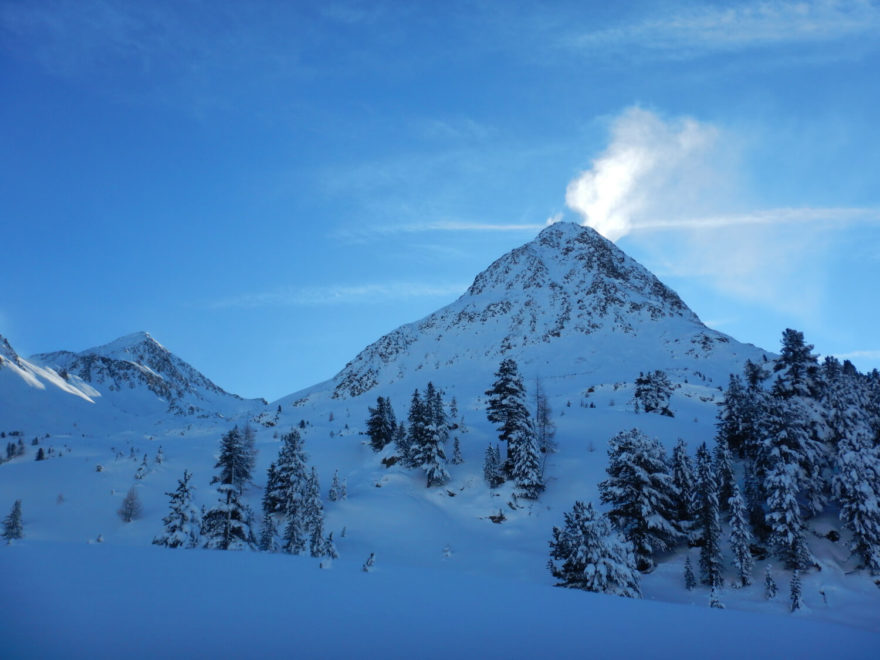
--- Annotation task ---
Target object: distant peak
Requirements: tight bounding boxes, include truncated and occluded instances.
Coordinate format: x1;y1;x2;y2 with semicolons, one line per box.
88;331;167;358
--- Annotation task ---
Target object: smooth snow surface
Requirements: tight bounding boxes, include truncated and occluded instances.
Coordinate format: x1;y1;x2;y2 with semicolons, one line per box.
1;542;877;660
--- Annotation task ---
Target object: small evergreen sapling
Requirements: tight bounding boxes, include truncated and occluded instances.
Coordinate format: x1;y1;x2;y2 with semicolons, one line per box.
118;487;142;523
362;552;376;572
451;437;464;465
790;570;803;612
483;444;504;488
153;470;200;549
684;555;697;591
765;566;777;599
548;501;641;598
729;485;754;587
3;500;23;542
709;586;725;609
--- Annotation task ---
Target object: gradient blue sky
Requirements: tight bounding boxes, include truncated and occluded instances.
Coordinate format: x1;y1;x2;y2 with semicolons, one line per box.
2;0;879;401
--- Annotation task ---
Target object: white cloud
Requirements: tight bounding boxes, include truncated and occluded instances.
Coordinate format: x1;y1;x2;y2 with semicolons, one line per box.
565;0;880;57
210;281;467;309
833;349;880;361
565;107;722;240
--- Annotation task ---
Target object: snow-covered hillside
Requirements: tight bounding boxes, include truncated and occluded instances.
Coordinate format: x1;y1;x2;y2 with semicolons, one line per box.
2;222;878;652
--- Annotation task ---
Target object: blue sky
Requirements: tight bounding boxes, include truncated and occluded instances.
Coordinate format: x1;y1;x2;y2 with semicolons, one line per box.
2;0;879;401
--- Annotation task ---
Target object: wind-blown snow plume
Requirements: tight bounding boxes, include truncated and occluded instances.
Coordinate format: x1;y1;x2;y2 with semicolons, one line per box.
565;107;719;241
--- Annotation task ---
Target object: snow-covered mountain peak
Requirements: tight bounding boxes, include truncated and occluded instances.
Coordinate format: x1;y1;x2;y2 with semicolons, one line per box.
32;332;266;419
467;222;695;322
328;222;753;399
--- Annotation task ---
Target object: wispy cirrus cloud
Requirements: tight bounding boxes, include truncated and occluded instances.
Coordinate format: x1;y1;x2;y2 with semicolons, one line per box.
208;281;467;310
563;0;880;58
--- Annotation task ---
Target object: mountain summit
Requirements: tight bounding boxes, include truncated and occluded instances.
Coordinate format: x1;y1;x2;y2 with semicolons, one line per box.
331;222;757;399
33;332;264;418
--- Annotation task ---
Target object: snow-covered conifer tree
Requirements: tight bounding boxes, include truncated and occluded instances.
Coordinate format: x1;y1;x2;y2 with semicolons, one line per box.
535;378;556;457
832;431;880;573
329;469;343;502
211;426;255;496
483;444;504;488
728;484;754;587
305;467;327;557
485;358;532;474
633;370;673;416
671;438;697;535
765;565;777;599
684;555;696;591
695;443;723;587
713;438;736;512
2;500;23;542
709;586;725;609
118;487;142;523
548;501;641;598
258;510;279;553
153;470;200;549
451;437;464;465
415;383;450;488
511;425;543;499
366;396;397;452
790;570;803;612
599;428;679;571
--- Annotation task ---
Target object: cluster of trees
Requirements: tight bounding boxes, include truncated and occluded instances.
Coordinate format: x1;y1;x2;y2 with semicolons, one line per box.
717;329;880;574
3;438;26;462
483;359;547;499
550;328;880;599
633;370;674;416
153;425;338;560
365;384;463;487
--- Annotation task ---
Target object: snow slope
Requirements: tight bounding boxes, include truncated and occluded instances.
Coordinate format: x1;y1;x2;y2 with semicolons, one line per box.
1;542;876;660
2;223;878;649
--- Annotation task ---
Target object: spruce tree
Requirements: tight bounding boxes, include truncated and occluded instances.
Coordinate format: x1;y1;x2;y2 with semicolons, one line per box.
764;438;813;570
535;378;557;457
599;428;680;571
2;500;23;542
329;470;343;502
212;426;255;496
633;370;673;416
305;467;327;557
728;484;754;587
265;430;309;517
118;487;142;523
548;501;641;598
671;439;697;537
764;565;777;599
203;428;256;550
511;424;543;499
695;443;724;587
832;432;880;573
483;444;504;488
153;470;200;549
790;570;803;612
366;396;397;452
258;510;279;552
684;555;697;591
414;383;450;488
451;437;464;465
485;358;532;473
713;438;736;512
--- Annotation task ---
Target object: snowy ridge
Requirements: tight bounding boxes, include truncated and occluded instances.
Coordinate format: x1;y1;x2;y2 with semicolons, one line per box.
332;222;755;399
32;332;266;419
